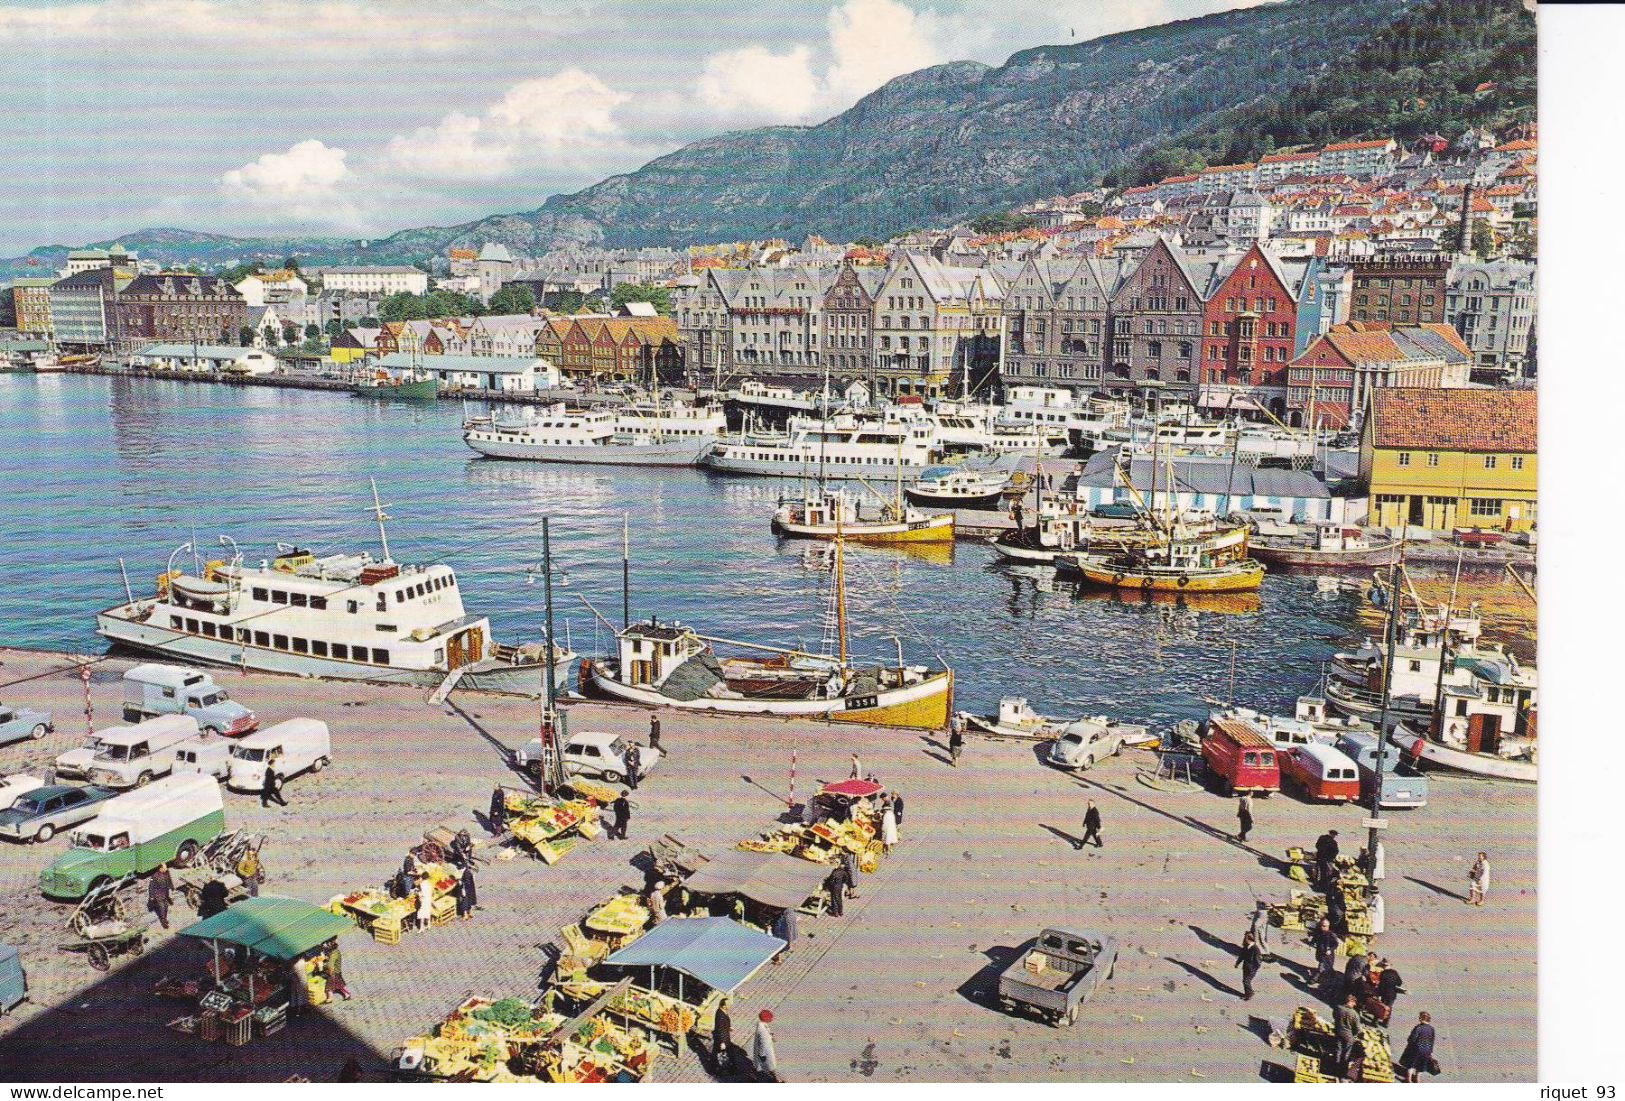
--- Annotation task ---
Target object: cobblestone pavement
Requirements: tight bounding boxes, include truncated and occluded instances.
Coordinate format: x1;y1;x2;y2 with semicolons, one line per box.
0;648;1535;1082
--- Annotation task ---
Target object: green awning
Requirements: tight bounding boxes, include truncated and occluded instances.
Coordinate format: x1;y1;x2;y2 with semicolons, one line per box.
179;896;352;961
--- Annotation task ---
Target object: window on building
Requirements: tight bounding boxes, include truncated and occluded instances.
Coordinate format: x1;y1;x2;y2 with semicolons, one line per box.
1470;498;1501;517
1427;453;1439;467
1397;452;1411;467
1484;455;1498;470
1510;456;1524;471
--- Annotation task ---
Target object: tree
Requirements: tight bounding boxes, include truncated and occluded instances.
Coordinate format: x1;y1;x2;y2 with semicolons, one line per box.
359;316;380;328
488;283;536;316
282;256;301;274
968;211;1037;235
304;323;321;342
548;290;586;314
609;282;672;315
853;235;883;249
1470;220;1497;258
324;319;345;340
238;326;255;347
281;321;299;345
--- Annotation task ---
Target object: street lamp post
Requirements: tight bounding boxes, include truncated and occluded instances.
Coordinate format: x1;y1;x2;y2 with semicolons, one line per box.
1365;549;1404;881
539;517;567;794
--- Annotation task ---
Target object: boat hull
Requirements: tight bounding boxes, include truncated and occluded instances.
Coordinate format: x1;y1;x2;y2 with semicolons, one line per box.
1071;560;1265;593
1391;725;1537;783
354;378;437;400
904;488;1005;511
584;661;953;731
1322;679;1435;726
772;513;954;544
95;610;574;697
701;453;934;481
989;532;1063;565
1252;540;1401;569
464;433;717;467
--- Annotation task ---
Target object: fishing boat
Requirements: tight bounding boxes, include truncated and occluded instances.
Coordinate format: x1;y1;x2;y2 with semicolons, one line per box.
1390;722;1536;783
904;466;1009;510
354;367;437;400
960;697;1156;747
462;400;724;466
1252;523;1402;569
1067;544;1265;594
95;482;575;697
582;535;952;730
771;487;954;544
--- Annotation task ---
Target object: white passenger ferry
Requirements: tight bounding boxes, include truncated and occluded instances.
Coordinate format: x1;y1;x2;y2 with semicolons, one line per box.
462;400;725;466
95;487;575;697
702;409;943;480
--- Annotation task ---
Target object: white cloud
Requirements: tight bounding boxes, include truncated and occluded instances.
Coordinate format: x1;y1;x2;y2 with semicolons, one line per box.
824;0;947;103
219;140;351;211
386;68;630;180
696;45;821;123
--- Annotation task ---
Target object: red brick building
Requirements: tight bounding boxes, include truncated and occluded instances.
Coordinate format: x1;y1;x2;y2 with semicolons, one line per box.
112;273;248;348
1285;321;1473;429
1199;242;1299;396
1350;254;1448;326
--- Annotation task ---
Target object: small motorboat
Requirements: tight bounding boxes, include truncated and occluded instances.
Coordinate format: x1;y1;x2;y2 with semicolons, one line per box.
904;466;1009;511
1252;523;1401;569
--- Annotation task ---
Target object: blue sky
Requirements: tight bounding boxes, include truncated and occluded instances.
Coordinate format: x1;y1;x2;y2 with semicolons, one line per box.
0;0;1265;252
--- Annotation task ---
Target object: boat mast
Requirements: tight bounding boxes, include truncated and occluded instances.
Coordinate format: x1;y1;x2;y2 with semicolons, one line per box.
369;478;393;563
621;513;631;631
834;521;848;668
541;516;566;793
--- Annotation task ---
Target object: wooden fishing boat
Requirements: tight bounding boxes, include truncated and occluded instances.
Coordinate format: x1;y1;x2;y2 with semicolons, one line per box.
1390;723;1536;783
1070;554;1265;593
354;369;437;400
771;488;953;544
1252;524;1401;569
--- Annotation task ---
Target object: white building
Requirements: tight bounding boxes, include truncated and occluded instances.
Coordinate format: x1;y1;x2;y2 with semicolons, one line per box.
234;270;309;307
1315;140;1398;179
380;352;558;393
319;266;429;296
128;343;278;375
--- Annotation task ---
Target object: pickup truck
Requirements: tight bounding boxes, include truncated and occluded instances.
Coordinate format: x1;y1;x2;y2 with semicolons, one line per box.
997;926;1118;1027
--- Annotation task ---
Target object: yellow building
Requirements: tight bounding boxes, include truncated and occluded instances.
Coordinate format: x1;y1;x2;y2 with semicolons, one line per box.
1360;388;1537;532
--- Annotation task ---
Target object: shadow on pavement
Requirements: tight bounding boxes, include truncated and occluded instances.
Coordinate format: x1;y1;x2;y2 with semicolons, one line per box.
1188;924;1242;957
1039;823;1083;850
1167;956;1242;999
954;943;1024;1012
1403;874;1462;901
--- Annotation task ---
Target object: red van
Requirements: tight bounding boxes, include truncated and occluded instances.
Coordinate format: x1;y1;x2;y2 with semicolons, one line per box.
1278;742;1362;803
1201;717;1280;796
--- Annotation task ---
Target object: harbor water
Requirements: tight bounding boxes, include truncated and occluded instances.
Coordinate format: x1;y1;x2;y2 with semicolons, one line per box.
0;374;1535;726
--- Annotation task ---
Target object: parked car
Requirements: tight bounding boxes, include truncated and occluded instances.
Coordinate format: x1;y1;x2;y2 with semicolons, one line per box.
0;774;46;810
53;732;111;782
517;730;662;785
0;943;24;1018
997;926;1118;1027
225;719;331;792
39;774;226;900
0;705;53;749
1453;527;1506;548
0;784;117;843
1045;718;1143;772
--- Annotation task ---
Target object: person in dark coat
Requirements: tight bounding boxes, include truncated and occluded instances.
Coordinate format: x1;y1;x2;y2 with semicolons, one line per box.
261;763;287;808
770;906;797;963
840;849;860;899
948;723;964;766
1234;931;1263;1000
611;795;631;841
648;715;662;753
1079;800;1103;849
198;878;229;919
892;791;905;827
1377;962;1404;1010
457;863;478;920
1314;829;1340;888
1334;995;1361;1074
1399;1011;1437;1082
1325;889;1347;936
825;868;845;917
711;997;735;1074
624;745;642;791
1236;794;1254;842
147;864;174;930
1343;952;1370;1001
488;786;506;835
1309;918;1340;987
449;829;474;870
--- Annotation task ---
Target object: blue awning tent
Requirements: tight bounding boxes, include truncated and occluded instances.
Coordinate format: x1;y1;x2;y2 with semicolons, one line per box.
605;916;784;996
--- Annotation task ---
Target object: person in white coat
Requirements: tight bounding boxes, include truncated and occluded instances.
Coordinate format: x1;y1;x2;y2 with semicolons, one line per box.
416;871;435;930
752;1009;779;1082
880;801;898;853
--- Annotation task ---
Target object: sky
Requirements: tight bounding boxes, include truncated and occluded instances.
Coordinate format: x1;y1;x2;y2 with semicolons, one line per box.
0;0;1267;253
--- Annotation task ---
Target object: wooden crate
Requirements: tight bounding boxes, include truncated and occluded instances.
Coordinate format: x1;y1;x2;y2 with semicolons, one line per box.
199;1009;222;1043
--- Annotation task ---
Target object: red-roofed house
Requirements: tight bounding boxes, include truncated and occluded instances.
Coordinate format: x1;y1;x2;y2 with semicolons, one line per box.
1286;320;1472;429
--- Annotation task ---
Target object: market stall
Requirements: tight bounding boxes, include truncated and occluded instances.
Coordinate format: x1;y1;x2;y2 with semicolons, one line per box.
504;791;601;864
331;861;460;945
1284;1005;1395;1083
557;894;652;978
681;847;835;928
169;896;354;1046
557;917;784;1050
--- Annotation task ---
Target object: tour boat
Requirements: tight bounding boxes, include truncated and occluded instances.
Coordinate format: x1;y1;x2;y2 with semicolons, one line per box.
354;368;437;400
462;400;725;466
771;487;954;544
583;535;952;730
95;483;575;697
904;466;1009;511
1252;523;1402;569
702;409;942;480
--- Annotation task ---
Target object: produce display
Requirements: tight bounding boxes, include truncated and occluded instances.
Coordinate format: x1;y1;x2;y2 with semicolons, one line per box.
333;861;462;943
737;812;881;871
557;978;705;1039
1286;1006;1393;1083
505;796;600;863
399;996;571;1081
543;1017;655;1083
585;894;650;938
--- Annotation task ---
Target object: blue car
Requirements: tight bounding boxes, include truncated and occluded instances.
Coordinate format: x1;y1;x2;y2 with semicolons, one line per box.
0;784;116;844
0;705;53;749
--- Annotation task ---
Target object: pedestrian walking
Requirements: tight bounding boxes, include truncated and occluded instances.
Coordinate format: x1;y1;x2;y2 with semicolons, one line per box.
948;720;964;766
325;943;352;1000
1377;961;1404;1011
611;794;631;841
416;871;435;931
751;1010;780;1082
1234;931;1263;1000
1079;800;1103;849
648;715;662;753
1334;994;1361;1074
1314;829;1340;888
198;877;229;920
147;864;173;930
237;847;262;898
488;785;506;835
625;744;642;790
1310;917;1340;988
825;868;845;917
1236;794;1254;842
1248;900;1273;960
1399;1011;1438;1082
880;801;898;853
457;863;477;920
711;997;735;1074
849;753;862;779
840;849;860;899
1468;852;1489;906
261;762;287;808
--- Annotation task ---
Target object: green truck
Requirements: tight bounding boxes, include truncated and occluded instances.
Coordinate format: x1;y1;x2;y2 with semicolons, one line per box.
39;773;226;901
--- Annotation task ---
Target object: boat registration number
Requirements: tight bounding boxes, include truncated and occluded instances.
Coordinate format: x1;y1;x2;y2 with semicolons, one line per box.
907;521;933;530
844;695;879;711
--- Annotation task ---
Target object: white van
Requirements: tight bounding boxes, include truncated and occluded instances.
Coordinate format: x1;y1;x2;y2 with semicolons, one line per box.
82;716;201;789
171;737;233;781
226;719;332;792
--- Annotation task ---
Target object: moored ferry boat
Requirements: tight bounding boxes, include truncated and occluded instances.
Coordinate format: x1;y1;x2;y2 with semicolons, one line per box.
95;486;575;697
702;409;941;480
462;401;724;466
